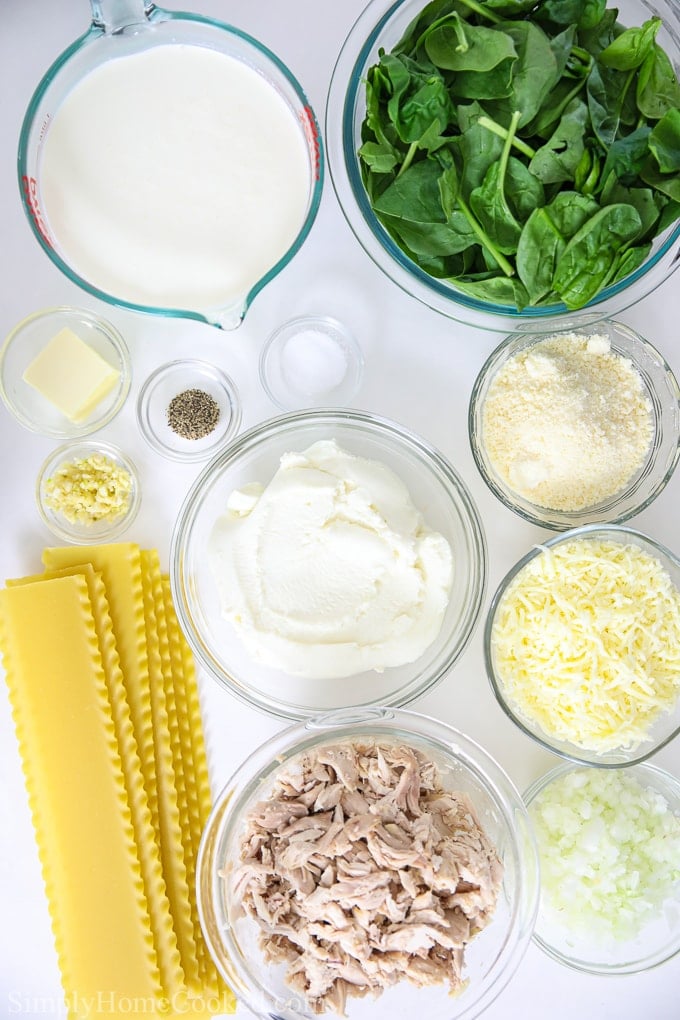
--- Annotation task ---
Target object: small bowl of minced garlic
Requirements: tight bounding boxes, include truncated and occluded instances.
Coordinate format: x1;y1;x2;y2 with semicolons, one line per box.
36;439;141;544
468;319;680;530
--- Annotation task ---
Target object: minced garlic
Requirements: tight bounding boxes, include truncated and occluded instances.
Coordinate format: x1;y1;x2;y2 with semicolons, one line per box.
481;332;653;511
44;453;132;524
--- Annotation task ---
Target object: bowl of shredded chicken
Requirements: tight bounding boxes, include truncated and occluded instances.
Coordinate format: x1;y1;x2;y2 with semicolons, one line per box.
197;708;538;1020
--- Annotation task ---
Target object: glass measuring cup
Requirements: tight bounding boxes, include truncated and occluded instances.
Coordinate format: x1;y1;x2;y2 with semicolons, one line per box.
18;0;324;330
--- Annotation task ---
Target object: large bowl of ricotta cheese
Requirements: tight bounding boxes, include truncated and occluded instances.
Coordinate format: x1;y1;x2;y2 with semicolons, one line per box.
171;409;487;719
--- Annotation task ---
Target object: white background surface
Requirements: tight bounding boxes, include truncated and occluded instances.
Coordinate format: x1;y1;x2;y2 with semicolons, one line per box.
0;1;678;1018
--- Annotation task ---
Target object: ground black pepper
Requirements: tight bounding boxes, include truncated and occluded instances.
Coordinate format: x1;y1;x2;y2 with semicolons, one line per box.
167;388;221;440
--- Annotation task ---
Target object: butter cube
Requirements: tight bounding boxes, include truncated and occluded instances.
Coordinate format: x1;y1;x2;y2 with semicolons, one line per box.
23;326;120;422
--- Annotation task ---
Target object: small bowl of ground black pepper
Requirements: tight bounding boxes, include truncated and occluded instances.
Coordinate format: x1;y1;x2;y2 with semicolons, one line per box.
136;359;242;463
468;319;680;531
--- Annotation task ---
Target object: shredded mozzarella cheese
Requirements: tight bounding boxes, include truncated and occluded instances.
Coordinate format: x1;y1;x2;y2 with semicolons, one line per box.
491;538;680;752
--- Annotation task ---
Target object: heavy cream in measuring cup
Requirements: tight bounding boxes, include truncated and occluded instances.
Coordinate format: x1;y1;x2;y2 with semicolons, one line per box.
39;45;312;313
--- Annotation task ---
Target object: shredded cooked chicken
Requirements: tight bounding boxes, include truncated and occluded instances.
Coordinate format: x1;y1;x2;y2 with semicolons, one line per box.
225;741;503;1015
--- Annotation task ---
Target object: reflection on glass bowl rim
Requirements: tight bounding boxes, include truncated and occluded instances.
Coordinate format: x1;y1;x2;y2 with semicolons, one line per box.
325;0;680;332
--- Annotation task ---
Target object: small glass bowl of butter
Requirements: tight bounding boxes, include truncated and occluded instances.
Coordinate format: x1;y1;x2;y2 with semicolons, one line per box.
36;439;141;544
0;306;131;438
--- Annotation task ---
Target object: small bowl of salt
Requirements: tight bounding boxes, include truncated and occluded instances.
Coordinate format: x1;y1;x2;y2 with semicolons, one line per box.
259;315;364;410
136;359;242;463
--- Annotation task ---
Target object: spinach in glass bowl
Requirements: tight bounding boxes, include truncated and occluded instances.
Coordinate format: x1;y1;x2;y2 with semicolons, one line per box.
327;0;680;327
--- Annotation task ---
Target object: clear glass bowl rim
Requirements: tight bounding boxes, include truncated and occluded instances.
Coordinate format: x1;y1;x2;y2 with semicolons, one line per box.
467;319;680;530
136;357;242;462
484;522;680;766
0;304;132;437
35;438;141;544
170;406;488;719
523;758;680;974
197;704;540;1019
325;0;680;330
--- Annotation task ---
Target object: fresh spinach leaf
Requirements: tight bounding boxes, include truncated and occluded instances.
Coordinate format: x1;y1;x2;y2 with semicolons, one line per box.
447;54;516;99
394;0;458;57
599;17;661;70
450;274;531;309
549;25;579;77
398;76;455;143
481;0;539;14
424;16;516;71
381;211;477;257
649;108;680;173
357;141;400;174
438;162;516;274
599;181;661;238
637;44;680;119
607;242;653;284
657;198;680;233
504;158;545;220
455;115;505;196
537;0;607;31
529;99;589;183
470;112;524;253
600;126;652;187
516;191;599;302
373;158;445;224
587;61;636;147
577;8;618;57
485;21;559;127
552;203;643;307
639;158;680;202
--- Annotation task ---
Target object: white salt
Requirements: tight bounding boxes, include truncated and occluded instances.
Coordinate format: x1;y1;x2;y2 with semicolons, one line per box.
281;328;349;396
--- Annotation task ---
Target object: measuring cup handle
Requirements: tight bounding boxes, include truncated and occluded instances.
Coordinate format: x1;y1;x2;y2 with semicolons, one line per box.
90;0;155;33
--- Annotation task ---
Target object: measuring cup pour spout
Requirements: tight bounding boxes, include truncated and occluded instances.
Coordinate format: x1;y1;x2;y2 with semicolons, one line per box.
19;3;325;331
90;0;155;33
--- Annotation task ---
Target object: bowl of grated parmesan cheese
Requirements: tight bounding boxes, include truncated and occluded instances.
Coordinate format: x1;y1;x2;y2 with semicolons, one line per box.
484;524;680;767
468;319;680;530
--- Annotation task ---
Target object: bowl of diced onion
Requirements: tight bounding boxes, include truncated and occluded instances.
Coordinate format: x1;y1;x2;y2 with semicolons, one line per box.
524;761;680;974
484;524;680;767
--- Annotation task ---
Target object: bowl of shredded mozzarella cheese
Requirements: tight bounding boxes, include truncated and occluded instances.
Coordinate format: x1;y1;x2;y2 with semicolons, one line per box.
468;319;680;530
524;761;680;974
484;524;680;766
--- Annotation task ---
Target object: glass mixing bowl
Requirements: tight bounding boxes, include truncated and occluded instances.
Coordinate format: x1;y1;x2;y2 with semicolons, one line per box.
170;409;487;720
197;706;539;1020
326;0;680;332
468;318;680;529
18;0;323;330
484;524;680;767
524;761;680;974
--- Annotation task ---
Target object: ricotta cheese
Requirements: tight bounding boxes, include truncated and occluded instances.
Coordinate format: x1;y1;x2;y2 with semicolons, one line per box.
491;538;680;752
208;440;453;679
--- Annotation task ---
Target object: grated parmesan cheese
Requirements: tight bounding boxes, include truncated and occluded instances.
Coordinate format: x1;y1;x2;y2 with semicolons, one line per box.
491;538;680;753
481;332;653;511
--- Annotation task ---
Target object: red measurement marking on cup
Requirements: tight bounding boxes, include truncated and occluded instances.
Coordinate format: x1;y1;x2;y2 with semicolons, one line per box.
21;176;53;248
300;106;321;181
